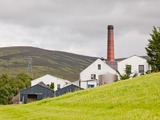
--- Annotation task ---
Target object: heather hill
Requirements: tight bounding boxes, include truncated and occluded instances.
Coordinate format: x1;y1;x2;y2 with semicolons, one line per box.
0;46;96;81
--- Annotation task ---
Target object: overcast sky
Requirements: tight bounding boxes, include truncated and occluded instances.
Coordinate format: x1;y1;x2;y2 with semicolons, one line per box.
0;0;159;58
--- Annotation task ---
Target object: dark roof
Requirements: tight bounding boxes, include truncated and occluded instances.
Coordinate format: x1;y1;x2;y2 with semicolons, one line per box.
20;82;51;93
37;82;50;89
115;58;126;62
140;56;150;60
55;84;83;96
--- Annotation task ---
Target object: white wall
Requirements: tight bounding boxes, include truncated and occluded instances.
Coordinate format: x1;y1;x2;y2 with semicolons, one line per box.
80;59;117;89
31;74;70;91
117;56;149;78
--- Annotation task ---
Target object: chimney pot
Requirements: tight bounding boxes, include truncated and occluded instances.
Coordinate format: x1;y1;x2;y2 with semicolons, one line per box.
107;25;114;30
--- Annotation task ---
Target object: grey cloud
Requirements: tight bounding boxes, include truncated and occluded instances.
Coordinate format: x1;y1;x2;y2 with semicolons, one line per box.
0;0;159;58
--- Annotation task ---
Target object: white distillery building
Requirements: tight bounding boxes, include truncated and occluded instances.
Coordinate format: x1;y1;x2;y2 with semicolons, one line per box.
117;55;150;78
80;25;150;89
80;58;117;89
31;74;70;91
80;55;150;89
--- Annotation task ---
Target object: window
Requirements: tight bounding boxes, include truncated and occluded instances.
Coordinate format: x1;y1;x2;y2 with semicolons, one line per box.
57;84;61;90
91;74;96;79
126;65;131;74
98;64;101;70
88;84;94;88
139;65;144;73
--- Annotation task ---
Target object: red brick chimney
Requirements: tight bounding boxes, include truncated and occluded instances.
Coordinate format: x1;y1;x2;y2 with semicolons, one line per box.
107;25;114;62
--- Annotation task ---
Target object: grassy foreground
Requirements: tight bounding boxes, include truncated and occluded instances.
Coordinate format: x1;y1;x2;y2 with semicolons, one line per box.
0;73;160;120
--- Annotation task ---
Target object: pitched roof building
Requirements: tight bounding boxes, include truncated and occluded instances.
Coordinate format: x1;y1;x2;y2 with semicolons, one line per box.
55;84;83;97
31;74;70;91
20;82;54;104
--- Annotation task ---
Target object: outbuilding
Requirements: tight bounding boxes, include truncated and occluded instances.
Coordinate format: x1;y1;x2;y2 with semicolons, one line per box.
55;84;83;96
20;82;54;104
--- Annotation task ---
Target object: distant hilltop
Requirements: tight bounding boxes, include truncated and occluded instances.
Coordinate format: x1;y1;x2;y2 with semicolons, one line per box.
0;46;97;81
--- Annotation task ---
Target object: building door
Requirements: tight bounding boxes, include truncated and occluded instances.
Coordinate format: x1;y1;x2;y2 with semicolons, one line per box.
27;94;37;103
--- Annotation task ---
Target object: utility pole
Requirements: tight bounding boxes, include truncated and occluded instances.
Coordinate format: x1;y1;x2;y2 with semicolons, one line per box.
27;56;33;78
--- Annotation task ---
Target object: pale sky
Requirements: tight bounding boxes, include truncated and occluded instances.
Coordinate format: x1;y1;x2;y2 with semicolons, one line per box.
0;0;159;58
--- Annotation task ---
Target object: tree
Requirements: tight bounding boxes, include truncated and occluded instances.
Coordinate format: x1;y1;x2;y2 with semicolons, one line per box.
117;65;132;80
16;73;32;88
0;73;32;104
145;26;160;72
0;88;9;105
50;82;54;91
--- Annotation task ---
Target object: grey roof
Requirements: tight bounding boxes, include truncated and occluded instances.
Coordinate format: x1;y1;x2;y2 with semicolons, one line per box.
55;84;83;96
37;82;50;89
99;55;149;71
115;58;126;62
140;56;150;60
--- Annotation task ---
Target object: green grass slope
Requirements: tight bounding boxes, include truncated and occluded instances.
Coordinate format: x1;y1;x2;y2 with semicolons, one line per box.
0;46;96;81
0;73;160;120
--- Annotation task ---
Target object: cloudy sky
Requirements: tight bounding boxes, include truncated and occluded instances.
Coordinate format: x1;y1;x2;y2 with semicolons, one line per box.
0;0;159;58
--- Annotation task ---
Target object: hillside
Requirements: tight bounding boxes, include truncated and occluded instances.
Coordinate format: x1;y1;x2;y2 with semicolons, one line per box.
0;46;96;81
0;73;160;120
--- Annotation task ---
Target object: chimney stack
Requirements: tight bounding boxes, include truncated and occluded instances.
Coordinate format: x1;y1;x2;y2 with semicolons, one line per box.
107;25;114;62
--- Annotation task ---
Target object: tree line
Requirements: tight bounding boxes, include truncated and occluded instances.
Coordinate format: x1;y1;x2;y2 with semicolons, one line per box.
0;73;32;105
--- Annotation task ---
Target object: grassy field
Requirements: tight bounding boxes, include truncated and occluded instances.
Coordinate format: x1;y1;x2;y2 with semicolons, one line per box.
0;73;160;120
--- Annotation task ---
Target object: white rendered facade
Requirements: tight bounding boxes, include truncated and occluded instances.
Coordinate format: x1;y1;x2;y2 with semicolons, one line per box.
117;55;150;78
80;59;117;89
